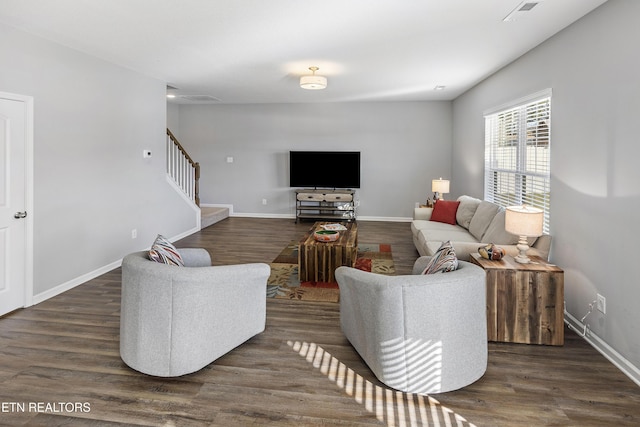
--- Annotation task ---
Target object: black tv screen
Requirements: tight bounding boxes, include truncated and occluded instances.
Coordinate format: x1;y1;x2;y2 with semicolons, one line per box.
289;151;361;188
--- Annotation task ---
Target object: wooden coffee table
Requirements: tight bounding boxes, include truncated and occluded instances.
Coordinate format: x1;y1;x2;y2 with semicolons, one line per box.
298;221;358;283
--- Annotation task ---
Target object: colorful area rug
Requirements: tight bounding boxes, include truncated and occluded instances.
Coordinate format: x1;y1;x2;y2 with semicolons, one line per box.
267;242;395;302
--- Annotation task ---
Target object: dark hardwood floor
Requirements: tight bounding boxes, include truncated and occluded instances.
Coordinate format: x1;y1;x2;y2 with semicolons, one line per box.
0;217;638;426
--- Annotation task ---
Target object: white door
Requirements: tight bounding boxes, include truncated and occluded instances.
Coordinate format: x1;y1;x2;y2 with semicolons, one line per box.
0;94;31;316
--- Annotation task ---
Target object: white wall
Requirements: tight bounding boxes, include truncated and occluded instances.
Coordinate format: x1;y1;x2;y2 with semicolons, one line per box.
0;23;198;297
452;0;640;381
167;102;181;137
174;102;452;219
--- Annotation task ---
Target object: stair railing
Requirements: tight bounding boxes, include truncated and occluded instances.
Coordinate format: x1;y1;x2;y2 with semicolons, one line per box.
166;128;200;206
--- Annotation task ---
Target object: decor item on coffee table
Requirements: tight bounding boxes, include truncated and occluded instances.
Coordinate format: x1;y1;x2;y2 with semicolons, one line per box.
299;221;358;283
314;229;340;242
470;253;564;346
335;256;487;394
120;249;270;377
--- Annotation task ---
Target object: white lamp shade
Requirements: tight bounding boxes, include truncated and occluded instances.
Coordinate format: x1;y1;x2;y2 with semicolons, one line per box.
300;75;327;90
431;178;450;194
505;205;544;237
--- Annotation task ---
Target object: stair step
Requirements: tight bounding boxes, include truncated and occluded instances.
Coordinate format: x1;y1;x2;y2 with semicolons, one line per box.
201;206;229;229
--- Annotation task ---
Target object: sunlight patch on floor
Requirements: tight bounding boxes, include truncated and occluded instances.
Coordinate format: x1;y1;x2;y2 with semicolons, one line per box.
287;340;477;427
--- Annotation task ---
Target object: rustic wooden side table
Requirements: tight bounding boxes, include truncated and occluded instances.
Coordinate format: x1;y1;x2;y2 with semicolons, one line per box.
469;253;564;346
298;221;358;283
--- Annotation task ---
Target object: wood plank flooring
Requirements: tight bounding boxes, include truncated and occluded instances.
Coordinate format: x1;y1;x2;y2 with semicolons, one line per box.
0;217;638;426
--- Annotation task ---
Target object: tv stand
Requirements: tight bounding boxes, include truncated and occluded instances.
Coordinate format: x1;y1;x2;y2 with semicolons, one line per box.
295;189;356;223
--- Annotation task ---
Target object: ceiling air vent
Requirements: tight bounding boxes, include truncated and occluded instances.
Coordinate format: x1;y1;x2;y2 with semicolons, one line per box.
179;95;221;103
503;0;543;22
519;2;539;12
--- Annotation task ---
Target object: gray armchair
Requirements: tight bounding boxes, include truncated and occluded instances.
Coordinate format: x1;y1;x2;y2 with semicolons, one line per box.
120;249;270;377
335;256;487;394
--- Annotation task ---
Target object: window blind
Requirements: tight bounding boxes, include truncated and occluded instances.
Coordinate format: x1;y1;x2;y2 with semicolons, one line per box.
484;94;551;233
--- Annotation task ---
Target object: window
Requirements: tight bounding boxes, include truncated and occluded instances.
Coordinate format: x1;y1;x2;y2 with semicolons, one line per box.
484;90;551;233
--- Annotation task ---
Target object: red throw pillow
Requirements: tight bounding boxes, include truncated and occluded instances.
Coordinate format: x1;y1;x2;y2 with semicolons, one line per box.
430;200;460;225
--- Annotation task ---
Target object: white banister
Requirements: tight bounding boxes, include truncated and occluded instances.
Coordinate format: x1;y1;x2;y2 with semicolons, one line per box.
166;129;200;206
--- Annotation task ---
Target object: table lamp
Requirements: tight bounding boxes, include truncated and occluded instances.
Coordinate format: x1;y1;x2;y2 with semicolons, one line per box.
432;178;450;201
505;205;544;263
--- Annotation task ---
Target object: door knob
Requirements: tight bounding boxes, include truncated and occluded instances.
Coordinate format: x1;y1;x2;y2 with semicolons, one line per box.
14;211;27;219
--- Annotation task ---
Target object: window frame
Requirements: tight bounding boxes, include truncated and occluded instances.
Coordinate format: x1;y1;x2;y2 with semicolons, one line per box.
484;89;552;234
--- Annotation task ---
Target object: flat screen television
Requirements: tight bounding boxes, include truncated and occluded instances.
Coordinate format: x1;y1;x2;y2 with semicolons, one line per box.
289;151;361;188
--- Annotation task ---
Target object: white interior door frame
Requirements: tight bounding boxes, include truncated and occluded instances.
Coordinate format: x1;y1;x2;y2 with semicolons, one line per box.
1;91;34;310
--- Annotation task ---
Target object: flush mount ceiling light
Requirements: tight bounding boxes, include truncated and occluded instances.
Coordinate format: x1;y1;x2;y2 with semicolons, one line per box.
300;66;327;90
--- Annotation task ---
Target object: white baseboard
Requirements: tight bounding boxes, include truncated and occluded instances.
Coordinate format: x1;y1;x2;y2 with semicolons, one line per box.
199;203;413;223
225;212;413;222
357;216;413;222
31;227;201;306
32;259;122;305
231;212;293;219
170;226;201;242
565;312;640;387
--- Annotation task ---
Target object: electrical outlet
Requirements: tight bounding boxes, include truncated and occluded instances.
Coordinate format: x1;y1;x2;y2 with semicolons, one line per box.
597;293;606;314
131;229;137;239
262;199;267;205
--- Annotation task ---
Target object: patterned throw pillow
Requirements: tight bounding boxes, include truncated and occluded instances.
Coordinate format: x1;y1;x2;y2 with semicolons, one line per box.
422;240;458;274
149;234;184;266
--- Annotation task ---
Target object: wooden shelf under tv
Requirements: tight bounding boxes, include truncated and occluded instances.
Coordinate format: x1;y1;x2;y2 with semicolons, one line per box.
294;189;356;223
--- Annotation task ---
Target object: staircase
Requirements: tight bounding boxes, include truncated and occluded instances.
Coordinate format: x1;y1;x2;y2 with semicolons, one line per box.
166;129;200;206
200;206;229;229
167;129;229;229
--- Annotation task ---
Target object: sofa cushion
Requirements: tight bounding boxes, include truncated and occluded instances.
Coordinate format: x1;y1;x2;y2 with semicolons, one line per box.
481;209;520;245
411;220;432;234
430;200;460;225
413;220;463;235
468;201;501;241
422;241;458;274
456;195;481;229
420;228;479;245
149;234;184;266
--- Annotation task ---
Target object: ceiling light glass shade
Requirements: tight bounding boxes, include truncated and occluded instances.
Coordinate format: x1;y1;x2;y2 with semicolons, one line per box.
300;75;327;90
300;66;327;90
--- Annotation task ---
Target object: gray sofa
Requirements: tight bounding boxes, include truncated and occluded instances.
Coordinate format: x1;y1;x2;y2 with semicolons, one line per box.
335;256;487;394
412;195;551;261
120;249;270;377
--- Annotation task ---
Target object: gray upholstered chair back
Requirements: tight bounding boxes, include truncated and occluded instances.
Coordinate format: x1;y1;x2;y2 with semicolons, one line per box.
336;257;487;394
120;249;270;377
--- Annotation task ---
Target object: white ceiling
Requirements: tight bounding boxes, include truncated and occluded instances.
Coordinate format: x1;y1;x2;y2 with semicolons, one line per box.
0;0;607;104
